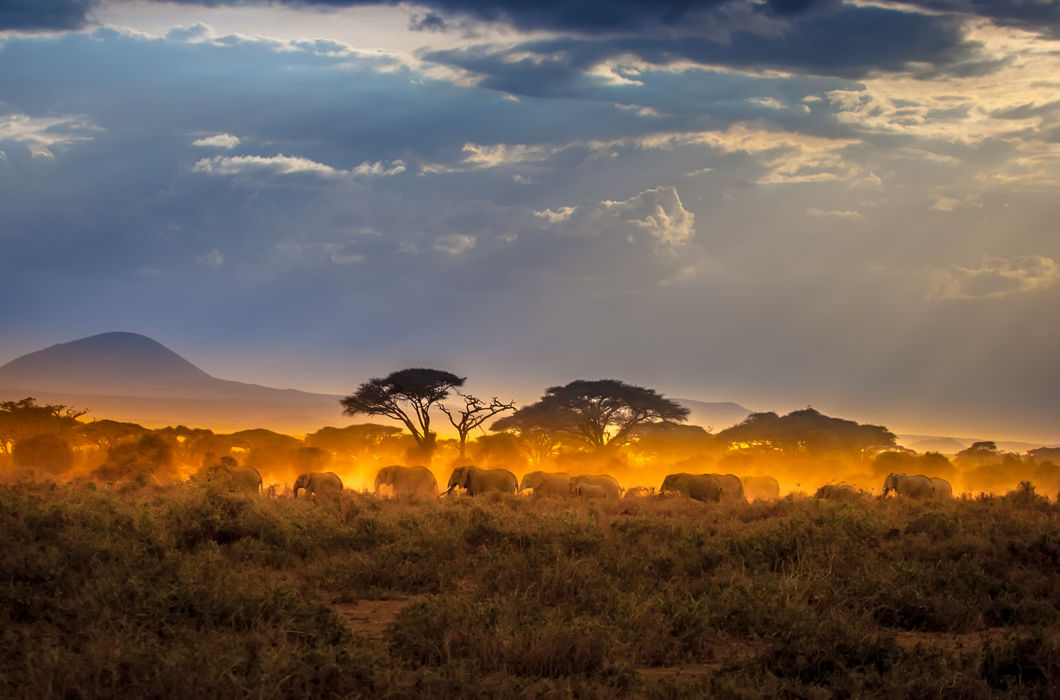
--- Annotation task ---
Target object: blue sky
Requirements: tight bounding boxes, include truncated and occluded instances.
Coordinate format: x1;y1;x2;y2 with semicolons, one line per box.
1;0;1059;441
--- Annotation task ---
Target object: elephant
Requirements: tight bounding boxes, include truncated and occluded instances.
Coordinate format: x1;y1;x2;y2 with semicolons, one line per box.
520;471;571;498
714;473;746;502
623;486;654;499
374;465;438;500
570;474;622;499
929;477;953;499
882;473;935;498
660;472;723;502
194;462;262;494
742;475;780;502
815;483;859;499
444;465;518;496
572;482;608;498
294;471;343;499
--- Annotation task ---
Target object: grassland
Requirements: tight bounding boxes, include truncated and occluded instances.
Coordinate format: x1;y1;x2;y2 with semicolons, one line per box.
2;481;1058;698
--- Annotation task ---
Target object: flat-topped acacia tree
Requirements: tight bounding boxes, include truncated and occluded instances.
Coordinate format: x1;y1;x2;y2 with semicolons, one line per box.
340;368;465;462
496;378;690;454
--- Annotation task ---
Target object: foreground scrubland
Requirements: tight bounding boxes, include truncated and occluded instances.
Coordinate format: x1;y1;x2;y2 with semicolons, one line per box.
2;482;1059;698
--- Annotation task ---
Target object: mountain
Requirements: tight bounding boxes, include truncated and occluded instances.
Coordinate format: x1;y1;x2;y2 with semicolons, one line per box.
896;434;1056;455
0;332;345;433
0;332;760;436
675;398;752;432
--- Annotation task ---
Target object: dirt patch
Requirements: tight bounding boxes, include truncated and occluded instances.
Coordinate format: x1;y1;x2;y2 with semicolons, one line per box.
334;595;429;640
639;637;764;682
894;628;1016;653
639;663;720;682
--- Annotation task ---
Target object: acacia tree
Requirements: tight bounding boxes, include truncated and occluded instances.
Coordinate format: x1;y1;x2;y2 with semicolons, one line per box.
0;397;87;455
490;402;569;466
439;392;516;458
497;379;690;454
340;368;465;461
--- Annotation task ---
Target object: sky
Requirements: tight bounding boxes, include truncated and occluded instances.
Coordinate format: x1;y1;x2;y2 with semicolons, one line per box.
1;0;1059;442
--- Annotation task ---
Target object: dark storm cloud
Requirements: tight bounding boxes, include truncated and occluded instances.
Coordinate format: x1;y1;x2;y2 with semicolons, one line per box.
425;6;997;88
6;0;1060;40
903;1;1060;38
0;0;94;30
0;2;1004;87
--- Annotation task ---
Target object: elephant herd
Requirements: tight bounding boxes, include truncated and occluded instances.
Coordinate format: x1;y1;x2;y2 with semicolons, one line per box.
279;467;954;503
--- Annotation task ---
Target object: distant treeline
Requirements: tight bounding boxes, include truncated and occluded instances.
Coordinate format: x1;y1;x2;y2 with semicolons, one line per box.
2;388;1058;498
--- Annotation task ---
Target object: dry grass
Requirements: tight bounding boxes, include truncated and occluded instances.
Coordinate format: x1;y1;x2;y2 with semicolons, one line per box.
1;482;1059;697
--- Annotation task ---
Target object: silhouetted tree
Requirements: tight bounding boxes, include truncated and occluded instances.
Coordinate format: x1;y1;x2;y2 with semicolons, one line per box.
294;446;331;473
79;419;147;451
491;402;568;466
498;379;689;452
341;368;465;461
12;433;74;475
718;408;896;454
628;421;715;462
1028;447;1060;464
955;440;1005;467
92;433;177;483
0;397;87;454
304;424;405;456
468;432;526;469
439;393;516;458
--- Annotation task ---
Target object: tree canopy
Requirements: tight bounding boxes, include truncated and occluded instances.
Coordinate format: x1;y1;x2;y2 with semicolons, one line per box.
496;379;689;452
718;408;896;454
340;368;465;456
0;397;87;454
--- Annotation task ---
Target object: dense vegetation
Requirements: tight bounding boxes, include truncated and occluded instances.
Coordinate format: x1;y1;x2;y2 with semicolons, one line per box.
3;480;1058;698
4;397;1058;498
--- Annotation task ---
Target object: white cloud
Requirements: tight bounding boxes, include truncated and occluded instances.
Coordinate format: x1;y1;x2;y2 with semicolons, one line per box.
0;113;97;158
605;187;695;247
434;234;477;255
931;255;1059;300
535;186;695;249
196;249;225;267
631;125;865;186
330;251;366;264
533;206;575;224
806;208;865;221
748;96;785;109
460;143;557;169
351;160;406;176
930;196;961;212
192;133;241;149
190;154;404;179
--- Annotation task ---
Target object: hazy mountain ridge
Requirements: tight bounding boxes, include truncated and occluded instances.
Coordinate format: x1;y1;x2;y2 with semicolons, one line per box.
674;398;752;433
3;333;1054;449
0;332;344;432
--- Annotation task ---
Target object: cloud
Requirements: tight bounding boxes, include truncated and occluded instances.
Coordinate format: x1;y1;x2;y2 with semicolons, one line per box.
196;249;224;267
422;5;996;90
536;185;695;248
190;154;404;179
633;124;865;186
350;160;407;176
433;233;477;255
0;0;95;30
191;133;240;149
932;255;1059;300
0;112;97;158
806;208;864;221
902;1;1060;38
930;196;962;212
